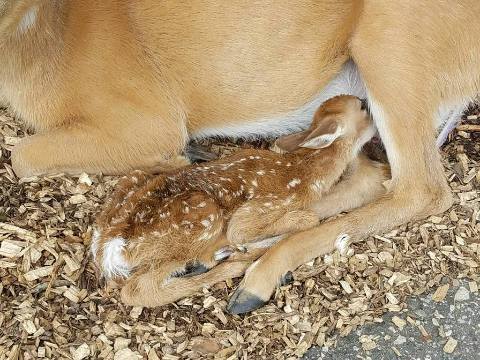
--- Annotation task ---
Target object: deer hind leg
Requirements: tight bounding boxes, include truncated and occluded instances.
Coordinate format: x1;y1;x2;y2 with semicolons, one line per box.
226;199;319;245
120;258;254;307
11;105;189;177
226;49;455;315
119;229;275;308
311;154;390;220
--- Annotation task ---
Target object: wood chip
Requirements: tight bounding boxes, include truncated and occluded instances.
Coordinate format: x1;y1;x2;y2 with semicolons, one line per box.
443;338;458;353
359;335;377;351
432;284;450;302
391;316;406;330
418;324;431;342
391;346;401;356
457;124;480;131
1;107;480;358
339;280;353;294
72;343;90;360
23;266;54;281
69;194;87;205
191;337;221;355
114;348;141;360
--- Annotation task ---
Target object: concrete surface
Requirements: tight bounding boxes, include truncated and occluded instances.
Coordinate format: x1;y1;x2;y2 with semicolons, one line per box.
303;281;480;360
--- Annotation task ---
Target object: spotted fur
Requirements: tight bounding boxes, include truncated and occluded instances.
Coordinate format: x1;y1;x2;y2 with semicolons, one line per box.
92;96;375;303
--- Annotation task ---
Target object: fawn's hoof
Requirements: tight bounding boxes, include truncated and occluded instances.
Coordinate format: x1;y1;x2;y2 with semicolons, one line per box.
227;289;266;315
184;143;218;163
180;261;209;277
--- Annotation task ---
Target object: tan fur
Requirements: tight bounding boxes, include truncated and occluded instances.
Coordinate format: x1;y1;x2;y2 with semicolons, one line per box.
117;152;390;307
2;0;479;312
93;96;380;306
226;1;480;313
2;0;360;176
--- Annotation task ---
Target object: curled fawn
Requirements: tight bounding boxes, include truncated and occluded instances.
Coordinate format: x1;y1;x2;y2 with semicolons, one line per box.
92;95;383;307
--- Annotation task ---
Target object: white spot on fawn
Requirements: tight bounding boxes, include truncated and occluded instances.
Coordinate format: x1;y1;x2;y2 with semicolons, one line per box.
335;234;351;256
251;179;258;187
102;237;130;278
287;178;301;189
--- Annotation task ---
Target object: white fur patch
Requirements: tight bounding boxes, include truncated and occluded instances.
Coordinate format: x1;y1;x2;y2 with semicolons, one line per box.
352;123;376;156
244;259;260;277
214;247;234;262
335;233;350;256
436;101;469;147
367;92;470;166
192;61;366;139
18;6;38;34
102;237;131;278
301;127;344;149
245;235;285;250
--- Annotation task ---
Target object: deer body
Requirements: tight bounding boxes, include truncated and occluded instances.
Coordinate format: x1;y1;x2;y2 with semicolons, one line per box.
93;96;382;306
3;0;478;313
95;144;354;274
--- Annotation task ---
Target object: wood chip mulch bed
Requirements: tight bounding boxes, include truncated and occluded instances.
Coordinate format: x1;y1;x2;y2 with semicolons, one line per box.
0;106;479;360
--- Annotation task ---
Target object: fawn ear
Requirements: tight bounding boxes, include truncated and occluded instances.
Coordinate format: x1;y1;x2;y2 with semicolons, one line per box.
299;119;344;149
273;130;310;153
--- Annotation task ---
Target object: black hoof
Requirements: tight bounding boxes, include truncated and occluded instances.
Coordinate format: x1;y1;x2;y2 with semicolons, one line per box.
280;271;294;286
227;289;266;315
177;261;208;278
184;143;218;163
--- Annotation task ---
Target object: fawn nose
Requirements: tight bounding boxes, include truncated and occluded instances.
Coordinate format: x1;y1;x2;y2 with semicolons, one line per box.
360;98;369;111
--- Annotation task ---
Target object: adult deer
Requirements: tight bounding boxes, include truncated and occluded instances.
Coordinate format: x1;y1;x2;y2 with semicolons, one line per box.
1;0;478;312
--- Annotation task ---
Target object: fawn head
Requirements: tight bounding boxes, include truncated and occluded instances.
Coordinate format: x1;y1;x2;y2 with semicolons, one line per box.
275;95;375;154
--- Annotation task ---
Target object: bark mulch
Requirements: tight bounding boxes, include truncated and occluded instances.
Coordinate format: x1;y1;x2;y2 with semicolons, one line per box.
0;106;479;359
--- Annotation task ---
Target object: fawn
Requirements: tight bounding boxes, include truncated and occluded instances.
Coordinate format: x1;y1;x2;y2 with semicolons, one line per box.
92;96;388;307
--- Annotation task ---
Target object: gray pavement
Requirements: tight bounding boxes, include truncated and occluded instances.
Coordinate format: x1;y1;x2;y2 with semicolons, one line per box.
303;280;480;360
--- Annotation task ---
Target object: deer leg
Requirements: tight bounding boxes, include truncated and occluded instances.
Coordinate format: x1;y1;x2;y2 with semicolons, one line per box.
227;199;319;245
226;58;454;315
311;154;390;220
11;109;189;177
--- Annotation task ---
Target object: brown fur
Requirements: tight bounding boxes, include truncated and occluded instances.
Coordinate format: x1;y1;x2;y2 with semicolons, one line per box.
2;0;479;312
2;0;360;176
93;96;383;306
